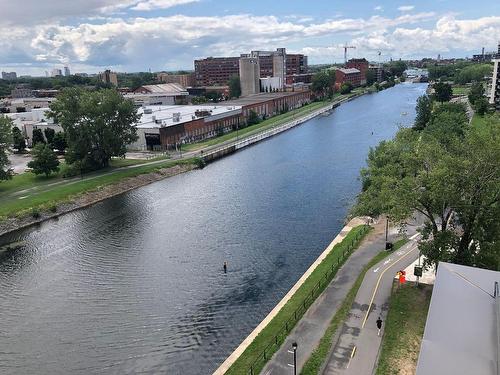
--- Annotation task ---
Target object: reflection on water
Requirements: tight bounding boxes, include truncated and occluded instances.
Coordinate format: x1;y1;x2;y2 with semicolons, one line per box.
0;83;427;374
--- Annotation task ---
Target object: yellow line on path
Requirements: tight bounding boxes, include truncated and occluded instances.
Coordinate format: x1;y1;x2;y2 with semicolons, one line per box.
361;243;417;328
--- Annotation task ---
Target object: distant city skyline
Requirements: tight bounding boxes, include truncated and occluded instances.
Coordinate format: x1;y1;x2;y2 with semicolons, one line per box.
1;0;499;76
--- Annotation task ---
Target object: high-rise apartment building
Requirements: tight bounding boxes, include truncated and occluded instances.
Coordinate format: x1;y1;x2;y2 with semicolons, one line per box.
98;70;118;86
489;58;500;111
194;57;240;86
194;48;308;88
51;68;63;77
2;71;17;80
64;66;71;76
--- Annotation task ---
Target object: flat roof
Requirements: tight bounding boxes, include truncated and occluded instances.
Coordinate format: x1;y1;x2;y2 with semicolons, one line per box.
224;91;308;107
136;83;188;94
338;68;360;74
416;262;500;375
136;104;242;129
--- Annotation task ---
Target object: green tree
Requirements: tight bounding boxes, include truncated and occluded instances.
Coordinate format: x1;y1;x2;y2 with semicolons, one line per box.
468;82;484;105
0;116;13;181
455;64;492;85
27;143;60;176
386;61;407;77
48;88;139;170
474;97;489;116
32;128;45;145
340;82;353;94
413;95;432;131
247;110;260;126
44;128;56;146
52;132;67;154
354;109;500;271
228;76;241;98
311;71;330;97
366;69;376;86
433;82;452;102
12;126;26;152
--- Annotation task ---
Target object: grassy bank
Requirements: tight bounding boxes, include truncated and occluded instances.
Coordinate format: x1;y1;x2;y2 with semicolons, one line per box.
375;283;432;375
183;100;332;152
0;158;197;219
226;225;372;375
300;238;408;375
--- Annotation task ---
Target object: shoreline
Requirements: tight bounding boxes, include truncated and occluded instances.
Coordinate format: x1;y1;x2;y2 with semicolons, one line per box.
0;163;197;239
0;89;373;239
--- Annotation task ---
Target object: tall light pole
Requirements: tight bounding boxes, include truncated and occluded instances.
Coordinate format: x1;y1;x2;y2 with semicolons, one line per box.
292;342;297;375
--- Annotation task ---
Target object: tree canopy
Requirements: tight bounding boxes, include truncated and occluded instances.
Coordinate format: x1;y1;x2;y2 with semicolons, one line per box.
433;82;452;102
354;104;500;271
28;143;60;176
228;76;241;98
413;95;432;131
48;88;139;171
0;116;13;181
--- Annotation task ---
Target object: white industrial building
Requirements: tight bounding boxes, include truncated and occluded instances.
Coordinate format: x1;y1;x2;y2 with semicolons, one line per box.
126;83;189;107
7;108;62;147
128;104;242;151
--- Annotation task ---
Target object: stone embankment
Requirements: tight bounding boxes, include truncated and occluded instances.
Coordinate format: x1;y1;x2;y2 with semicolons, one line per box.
0;163;196;238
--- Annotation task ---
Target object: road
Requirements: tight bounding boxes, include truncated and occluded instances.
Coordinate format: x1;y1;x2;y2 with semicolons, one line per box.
322;233;420;375
260;220;417;375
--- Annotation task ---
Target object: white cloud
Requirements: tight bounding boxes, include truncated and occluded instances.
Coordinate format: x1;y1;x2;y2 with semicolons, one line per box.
2;12;499;74
374;5;383;11
130;0;199;11
398;5;415;12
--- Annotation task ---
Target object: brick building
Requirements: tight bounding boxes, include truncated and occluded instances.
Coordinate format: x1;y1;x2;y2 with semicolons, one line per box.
335;68;363;90
157;72;195;87
194;49;308;87
346;58;369;85
194;57;240;86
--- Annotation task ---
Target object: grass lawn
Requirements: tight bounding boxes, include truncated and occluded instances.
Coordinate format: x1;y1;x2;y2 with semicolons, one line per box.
0;158;197;219
471;112;500;127
375;283;432;375
452;85;470;96
226;225;372;375
300;238;409;375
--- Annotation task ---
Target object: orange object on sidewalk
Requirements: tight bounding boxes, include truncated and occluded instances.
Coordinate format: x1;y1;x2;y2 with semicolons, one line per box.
398;270;406;284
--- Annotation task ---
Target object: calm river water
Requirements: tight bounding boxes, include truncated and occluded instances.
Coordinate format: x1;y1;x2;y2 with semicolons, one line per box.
0;83;427;374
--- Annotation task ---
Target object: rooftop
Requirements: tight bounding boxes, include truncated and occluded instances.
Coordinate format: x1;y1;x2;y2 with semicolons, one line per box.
416;262;500;375
224;91;307;107
338;68;361;74
133;83;188;95
136;104;242;129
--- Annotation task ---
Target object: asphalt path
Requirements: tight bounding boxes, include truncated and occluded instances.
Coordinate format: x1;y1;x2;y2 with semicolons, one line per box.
260;221;418;375
322;234;421;375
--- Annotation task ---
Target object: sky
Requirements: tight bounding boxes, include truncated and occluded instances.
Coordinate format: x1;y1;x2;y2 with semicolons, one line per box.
0;0;499;76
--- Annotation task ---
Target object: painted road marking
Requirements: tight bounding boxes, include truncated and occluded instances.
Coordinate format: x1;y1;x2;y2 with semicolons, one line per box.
410;233;420;240
287;350;294;354
361;243;418;328
373;267;380;273
396;251;404;256
287;363;294;368
346;346;357;369
383;258;392;265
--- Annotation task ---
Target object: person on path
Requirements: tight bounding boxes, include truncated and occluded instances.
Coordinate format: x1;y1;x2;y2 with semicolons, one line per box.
376;316;383;336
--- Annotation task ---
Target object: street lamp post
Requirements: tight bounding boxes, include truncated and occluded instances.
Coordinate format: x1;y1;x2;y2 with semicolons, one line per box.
292;342;297;375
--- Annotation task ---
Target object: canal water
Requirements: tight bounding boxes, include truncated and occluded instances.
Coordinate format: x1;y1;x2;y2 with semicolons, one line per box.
0;83;427;374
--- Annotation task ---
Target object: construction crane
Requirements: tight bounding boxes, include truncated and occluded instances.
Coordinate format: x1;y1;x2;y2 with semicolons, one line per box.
342;44;356;63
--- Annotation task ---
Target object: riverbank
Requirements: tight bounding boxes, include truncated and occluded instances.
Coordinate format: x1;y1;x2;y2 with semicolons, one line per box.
0;90;370;238
0;160;197;238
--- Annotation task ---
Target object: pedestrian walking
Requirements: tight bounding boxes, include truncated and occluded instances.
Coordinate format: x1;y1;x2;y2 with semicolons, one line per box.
223;261;227;273
376;316;383;336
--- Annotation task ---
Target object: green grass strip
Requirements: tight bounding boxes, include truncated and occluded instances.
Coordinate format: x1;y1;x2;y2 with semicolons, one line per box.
0;158;197;219
226;224;372;375
300;238;409;375
375;283;432;375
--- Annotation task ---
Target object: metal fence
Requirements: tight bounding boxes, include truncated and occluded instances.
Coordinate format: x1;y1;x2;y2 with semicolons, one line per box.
241;225;369;375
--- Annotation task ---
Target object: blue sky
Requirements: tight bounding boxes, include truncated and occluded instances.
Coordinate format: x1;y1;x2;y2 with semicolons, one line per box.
0;0;499;75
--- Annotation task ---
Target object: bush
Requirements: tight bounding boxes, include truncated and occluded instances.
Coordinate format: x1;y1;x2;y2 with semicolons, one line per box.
49;204;57;213
340;82;353;94
31;208;41;218
28;143;60;176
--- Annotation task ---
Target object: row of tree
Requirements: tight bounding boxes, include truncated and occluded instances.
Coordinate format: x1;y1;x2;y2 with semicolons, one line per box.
354;97;499;271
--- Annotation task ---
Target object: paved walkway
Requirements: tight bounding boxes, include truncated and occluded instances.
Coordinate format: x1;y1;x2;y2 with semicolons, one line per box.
322;235;420;375
260;220;409;375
